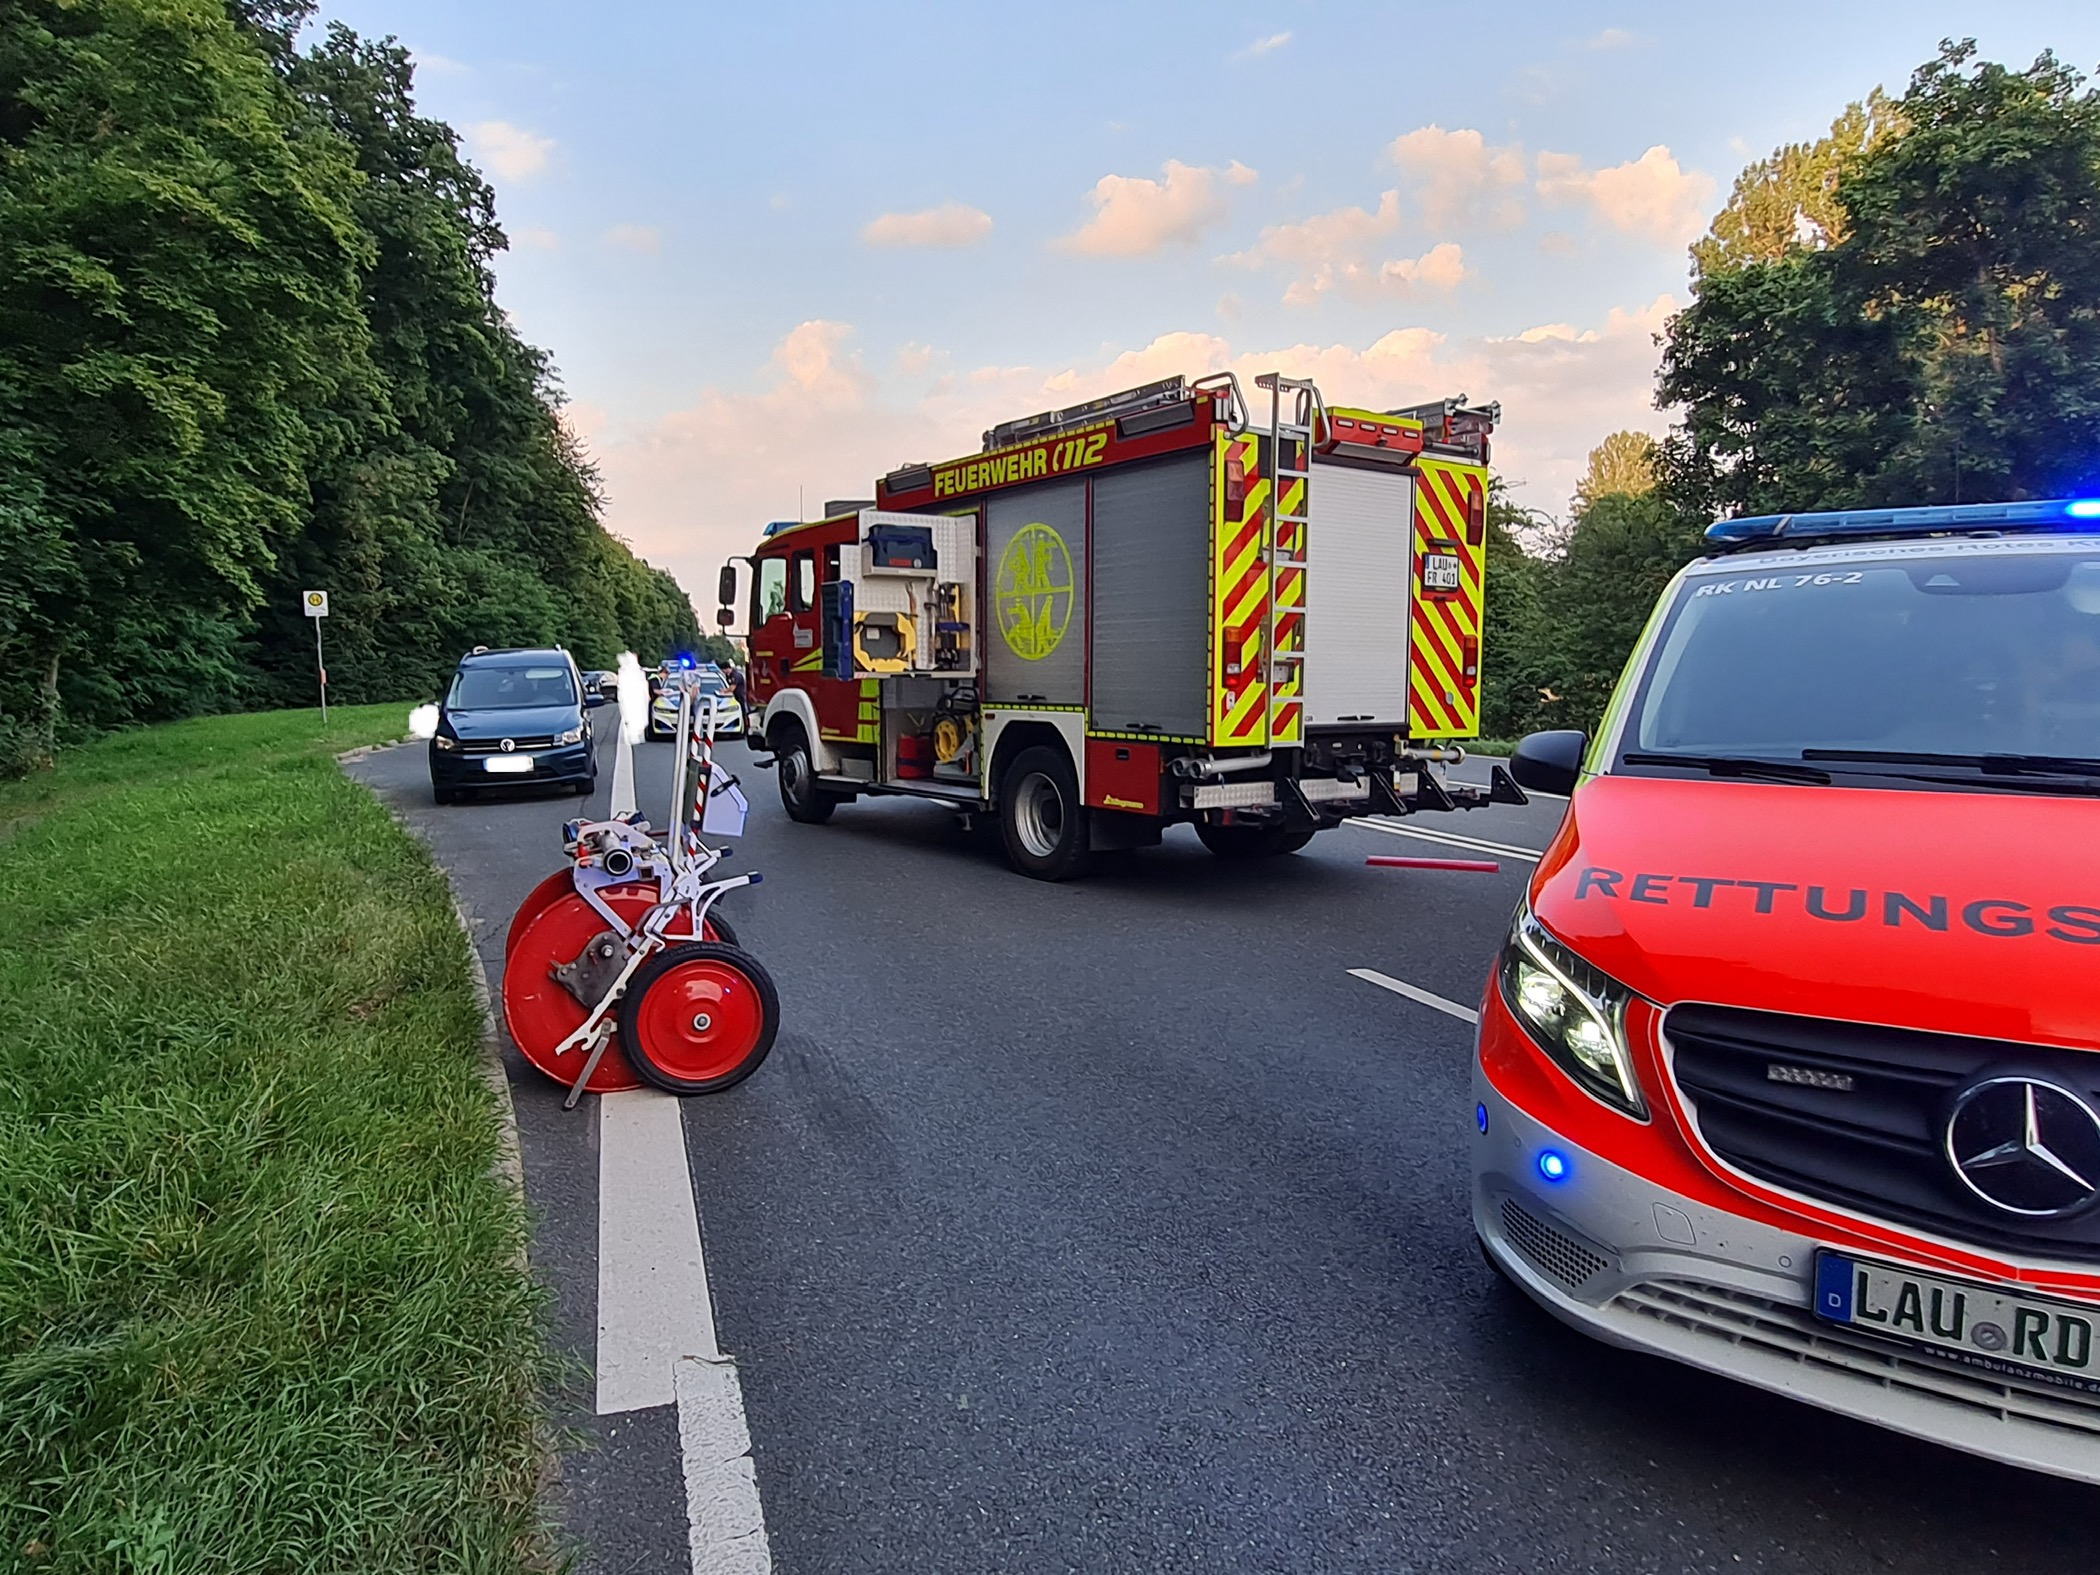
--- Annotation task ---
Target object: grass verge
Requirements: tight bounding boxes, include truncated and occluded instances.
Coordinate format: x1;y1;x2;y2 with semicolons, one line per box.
0;707;559;1573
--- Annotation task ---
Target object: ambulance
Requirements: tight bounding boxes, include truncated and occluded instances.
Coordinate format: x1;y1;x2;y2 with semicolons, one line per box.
722;373;1523;879
1481;497;2100;1479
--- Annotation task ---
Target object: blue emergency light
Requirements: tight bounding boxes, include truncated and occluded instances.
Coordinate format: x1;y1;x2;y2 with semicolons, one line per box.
1707;497;2100;549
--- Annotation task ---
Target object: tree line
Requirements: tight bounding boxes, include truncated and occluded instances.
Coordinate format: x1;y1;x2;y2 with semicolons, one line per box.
0;0;701;774
1480;41;2100;743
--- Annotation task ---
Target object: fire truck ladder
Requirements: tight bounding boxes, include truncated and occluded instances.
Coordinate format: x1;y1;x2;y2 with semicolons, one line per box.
1253;373;1321;741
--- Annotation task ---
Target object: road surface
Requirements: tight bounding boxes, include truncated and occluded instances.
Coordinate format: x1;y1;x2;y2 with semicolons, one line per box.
348;735;2100;1574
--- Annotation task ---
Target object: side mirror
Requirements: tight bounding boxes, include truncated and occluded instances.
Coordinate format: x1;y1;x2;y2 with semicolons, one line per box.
716;606;735;629
717;564;738;606
583;686;608;709
1509;730;1587;796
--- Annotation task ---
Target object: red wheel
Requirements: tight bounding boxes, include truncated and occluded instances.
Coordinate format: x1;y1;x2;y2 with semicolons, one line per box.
506;868;578;957
617;942;779;1095
503;885;660;1095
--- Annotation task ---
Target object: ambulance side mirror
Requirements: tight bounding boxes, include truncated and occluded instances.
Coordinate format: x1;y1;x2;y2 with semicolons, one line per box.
1510;730;1587;797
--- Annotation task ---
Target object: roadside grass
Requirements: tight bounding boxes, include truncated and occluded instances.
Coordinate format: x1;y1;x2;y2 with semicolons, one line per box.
0;707;561;1573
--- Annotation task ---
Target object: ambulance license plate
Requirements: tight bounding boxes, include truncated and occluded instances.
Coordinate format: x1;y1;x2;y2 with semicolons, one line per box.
483;755;533;774
1423;552;1462;591
1813;1250;2100;1393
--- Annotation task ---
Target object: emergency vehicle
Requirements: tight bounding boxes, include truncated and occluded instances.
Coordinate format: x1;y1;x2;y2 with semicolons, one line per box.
725;373;1523;879
1481;497;2100;1481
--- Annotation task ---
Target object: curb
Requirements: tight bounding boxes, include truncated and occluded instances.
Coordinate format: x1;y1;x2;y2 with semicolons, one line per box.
335;736;414;765
453;896;529;1210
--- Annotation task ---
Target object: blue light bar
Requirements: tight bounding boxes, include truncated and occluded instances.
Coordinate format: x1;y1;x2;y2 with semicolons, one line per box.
1706;497;2100;549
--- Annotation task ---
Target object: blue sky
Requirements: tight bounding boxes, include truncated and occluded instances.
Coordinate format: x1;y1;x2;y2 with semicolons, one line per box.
312;0;2100;599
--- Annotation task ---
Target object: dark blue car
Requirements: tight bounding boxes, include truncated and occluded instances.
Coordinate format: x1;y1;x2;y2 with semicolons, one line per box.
428;647;605;804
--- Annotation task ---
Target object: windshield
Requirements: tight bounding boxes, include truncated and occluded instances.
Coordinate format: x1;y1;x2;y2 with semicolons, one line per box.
1617;545;2100;784
447;663;576;711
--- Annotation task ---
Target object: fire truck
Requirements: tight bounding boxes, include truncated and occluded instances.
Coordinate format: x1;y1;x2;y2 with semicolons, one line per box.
722;373;1526;880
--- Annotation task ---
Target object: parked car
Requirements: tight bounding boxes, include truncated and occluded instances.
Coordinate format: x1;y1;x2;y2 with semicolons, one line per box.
648;660;742;740
428;646;604;804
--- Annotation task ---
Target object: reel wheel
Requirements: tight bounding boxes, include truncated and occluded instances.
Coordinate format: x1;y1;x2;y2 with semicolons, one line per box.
617;942;779;1096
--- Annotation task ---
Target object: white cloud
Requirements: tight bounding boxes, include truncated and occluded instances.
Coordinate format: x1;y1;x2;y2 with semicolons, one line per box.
585;301;1678;596
1058;160;1254;256
895;342;940;374
605;223;662;254
1586;27;1637;49
512;226;559;251
861;201;994;249
1237;31;1292;58
1386;125;1527;229
1225;193;1465;305
464;119;553;181
1536;145;1716;247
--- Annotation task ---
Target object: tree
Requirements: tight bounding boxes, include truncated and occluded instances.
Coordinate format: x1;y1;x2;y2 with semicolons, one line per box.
1691;90;1905;275
1570;430;1660;515
1662;42;2100;520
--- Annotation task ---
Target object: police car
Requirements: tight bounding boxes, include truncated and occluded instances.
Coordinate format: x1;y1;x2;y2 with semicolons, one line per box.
647;660;742;741
1481;498;2100;1481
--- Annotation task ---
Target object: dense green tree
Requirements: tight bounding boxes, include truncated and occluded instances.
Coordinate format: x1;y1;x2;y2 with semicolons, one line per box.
1691;90;1905;276
1662;42;2100;519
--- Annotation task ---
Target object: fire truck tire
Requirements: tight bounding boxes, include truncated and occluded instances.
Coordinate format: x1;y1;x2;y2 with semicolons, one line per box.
618;941;779;1095
999;745;1092;881
775;726;838;824
1195;822;1314;858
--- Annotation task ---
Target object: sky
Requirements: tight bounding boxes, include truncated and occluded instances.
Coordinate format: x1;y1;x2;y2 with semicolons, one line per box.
313;0;2100;605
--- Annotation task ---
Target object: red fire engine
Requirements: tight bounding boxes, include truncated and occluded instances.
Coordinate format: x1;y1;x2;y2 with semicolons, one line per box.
721;373;1525;880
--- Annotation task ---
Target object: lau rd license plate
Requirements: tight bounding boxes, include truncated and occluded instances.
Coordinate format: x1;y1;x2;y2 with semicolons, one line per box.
482;755;534;774
1814;1251;2100;1393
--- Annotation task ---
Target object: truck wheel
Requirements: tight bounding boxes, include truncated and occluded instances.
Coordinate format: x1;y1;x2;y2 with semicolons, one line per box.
999;745;1091;881
618;941;779;1095
1195;822;1313;858
775;724;837;825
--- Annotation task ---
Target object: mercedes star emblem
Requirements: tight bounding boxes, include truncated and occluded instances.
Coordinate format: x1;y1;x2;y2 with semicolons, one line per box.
1945;1076;2100;1218
499;737;516;752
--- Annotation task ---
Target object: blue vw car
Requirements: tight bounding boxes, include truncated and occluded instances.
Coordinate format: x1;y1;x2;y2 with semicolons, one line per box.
428;647;604;804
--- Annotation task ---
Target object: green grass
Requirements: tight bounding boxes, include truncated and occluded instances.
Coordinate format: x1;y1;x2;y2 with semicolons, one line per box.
0;707;560;1573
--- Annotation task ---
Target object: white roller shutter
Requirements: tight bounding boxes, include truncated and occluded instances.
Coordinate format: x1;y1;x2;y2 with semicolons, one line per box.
1302;462;1413;727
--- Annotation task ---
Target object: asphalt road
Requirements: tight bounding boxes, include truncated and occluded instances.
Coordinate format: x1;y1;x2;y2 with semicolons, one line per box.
350;732;2100;1575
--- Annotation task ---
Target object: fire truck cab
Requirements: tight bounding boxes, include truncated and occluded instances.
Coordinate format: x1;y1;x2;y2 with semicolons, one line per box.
727;373;1525;880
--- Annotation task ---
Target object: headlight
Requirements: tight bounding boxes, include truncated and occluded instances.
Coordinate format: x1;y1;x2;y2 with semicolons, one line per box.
433;734;459;752
1498;904;1646;1116
556;726;584;745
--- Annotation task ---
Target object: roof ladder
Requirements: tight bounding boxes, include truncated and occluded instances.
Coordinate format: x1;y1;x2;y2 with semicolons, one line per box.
1253;373;1321;744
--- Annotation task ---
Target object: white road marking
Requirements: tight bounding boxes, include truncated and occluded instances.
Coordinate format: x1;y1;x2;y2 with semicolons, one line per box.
611;710;638;817
677;1356;773;1573
597;1088;718;1409
1351;817;1544;863
1348;967;1482;1024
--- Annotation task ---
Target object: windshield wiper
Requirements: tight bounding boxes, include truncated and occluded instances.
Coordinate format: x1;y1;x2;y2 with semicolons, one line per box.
1803;748;2100;777
1622;751;1833;785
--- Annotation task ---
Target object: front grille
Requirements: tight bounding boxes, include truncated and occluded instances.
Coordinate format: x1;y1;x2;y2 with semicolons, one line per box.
1667;1004;2100;1263
461;734;557;755
1500;1199;1610;1292
1617;1278;2100;1440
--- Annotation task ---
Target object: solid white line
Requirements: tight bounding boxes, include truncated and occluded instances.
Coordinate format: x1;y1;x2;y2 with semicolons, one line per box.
677;1356;773;1573
1348;967;1482;1024
1351;817;1544;862
611;713;638;817
597;1089;717;1411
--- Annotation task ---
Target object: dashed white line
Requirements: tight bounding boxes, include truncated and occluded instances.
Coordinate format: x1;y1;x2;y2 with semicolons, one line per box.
1351;817;1545;863
1348;967;1482;1024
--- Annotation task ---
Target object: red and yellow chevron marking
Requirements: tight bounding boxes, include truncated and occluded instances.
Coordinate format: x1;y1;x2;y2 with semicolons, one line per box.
1268;450;1305;744
1408;458;1488;740
1211;431;1270;746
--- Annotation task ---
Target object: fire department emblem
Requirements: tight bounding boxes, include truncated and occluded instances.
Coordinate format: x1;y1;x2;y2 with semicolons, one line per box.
995;522;1073;660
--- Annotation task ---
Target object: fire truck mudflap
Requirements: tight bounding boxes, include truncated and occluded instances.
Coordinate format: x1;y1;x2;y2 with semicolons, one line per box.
728;373;1525;880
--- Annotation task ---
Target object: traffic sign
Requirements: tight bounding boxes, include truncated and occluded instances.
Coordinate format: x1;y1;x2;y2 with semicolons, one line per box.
302;590;330;618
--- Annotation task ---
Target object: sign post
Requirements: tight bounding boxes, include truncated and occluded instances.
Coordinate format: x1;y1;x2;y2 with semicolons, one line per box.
301;590;330;721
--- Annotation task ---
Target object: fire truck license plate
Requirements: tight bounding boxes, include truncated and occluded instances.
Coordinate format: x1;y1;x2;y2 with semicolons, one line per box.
1423;553;1462;591
1814;1251;2100;1392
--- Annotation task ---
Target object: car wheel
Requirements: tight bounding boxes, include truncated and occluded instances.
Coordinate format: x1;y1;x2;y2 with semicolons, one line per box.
775;724;838;825
1195;822;1311;858
998;744;1091;881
